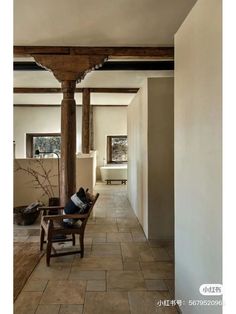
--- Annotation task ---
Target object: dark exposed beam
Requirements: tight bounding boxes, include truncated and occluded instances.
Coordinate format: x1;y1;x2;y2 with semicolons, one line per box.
14;46;174;59
100;61;174;71
14;61;174;71
13;87;139;94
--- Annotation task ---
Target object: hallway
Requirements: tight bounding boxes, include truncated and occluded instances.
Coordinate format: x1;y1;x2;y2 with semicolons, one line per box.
14;183;176;314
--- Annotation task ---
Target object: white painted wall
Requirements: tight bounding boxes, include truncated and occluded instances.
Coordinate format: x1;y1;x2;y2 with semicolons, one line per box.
127;78;174;239
175;0;222;313
14;106;82;157
93;106;127;179
14;106;128;179
128;82;148;235
148;78;174;240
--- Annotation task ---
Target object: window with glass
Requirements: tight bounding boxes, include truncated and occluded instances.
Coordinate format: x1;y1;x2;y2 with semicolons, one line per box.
26;133;61;158
107;135;128;163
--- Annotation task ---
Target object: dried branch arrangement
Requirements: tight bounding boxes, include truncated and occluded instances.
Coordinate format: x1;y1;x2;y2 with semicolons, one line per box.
14;159;57;199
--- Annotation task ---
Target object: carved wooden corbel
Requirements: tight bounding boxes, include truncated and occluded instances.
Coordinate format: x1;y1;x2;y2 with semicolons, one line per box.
32;54;108;83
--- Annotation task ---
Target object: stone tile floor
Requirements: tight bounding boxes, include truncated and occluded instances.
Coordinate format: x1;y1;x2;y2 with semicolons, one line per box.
14;183;176;314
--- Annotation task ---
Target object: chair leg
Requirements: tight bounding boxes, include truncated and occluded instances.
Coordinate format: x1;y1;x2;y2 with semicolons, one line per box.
72;234;76;246
39;227;45;251
79;234;84;258
46;238;52;266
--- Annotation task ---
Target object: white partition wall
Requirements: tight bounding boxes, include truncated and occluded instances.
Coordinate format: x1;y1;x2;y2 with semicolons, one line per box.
128;77;174;239
174;0;222;312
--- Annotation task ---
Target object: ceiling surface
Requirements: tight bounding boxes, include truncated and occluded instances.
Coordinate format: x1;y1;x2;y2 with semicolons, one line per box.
14;0;197;46
14;0;197;106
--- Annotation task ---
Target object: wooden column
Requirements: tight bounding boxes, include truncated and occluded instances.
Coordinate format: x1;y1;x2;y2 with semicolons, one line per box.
82;88;90;154
60;80;77;205
32;54;107;205
90;105;94;150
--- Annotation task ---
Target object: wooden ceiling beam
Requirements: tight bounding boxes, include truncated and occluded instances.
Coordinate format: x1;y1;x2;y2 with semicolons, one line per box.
13;87;139;94
14;46;174;59
14;46;70;56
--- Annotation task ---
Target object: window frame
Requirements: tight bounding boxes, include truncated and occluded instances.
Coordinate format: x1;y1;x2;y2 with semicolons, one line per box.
106;135;128;164
26;133;61;158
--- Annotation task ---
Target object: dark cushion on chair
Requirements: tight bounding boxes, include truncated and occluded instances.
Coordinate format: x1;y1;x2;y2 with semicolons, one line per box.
63;187;90;225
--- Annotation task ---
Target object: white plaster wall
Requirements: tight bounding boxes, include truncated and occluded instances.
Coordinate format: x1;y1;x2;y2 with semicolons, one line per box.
14;106;82;158
175;0;222;312
127;78;174;239
127;82;148;236
93;106;127;179
148;78;174;240
14;106;127;177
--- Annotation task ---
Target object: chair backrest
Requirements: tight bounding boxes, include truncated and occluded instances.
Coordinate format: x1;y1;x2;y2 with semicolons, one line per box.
80;190;99;229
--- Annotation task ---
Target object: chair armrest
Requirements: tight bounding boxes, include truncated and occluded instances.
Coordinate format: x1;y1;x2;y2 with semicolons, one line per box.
43;213;89;222
38;206;64;211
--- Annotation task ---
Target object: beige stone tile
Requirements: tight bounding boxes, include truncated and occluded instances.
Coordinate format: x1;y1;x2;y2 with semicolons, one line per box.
59;304;83;314
83;292;130;314
87;217;96;224
91;243;121;256
141;262;174;280
95;217;117;224
107;232;133;243
93;237;107;243
128;291;177;314
109;210;135;219
139;249;155;262
40;280;86;304
14;291;43;314
85;232;106;238
52;253;76;263
23;279;48;292
69;270;106;280
84;237;93;246
87;280;106;291
123;261;141;271
35;304;60;314
145;280;168;291
151;248;172;261
14;236;29;242
14;229;30;236
117;218;140;227
118;226;131;232
131;231;147;242
92;210;107;218
31;261;71;280
107;271;146;291
28;229;40;236
27;236;40;243
72;256;123;270
121;242;149;260
84;232;107;243
86;224;118;233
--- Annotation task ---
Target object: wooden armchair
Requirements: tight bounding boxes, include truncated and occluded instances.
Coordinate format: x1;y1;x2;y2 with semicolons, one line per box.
39;189;99;266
